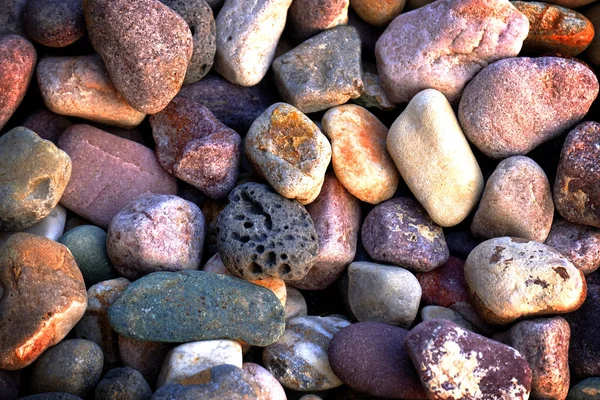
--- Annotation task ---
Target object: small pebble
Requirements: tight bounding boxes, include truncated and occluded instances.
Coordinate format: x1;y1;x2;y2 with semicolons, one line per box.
567;377;600;400
242;362;287;400
416;256;470;308
23;0;84;47
118;337;172;386
0;0;27;36
353;71;395;111
545;218;600;275
287;0;349;42
21;108;72;144
284;285;308;320
95;367;152;400
350;0;405;26
17;394;83;400
420;305;476;332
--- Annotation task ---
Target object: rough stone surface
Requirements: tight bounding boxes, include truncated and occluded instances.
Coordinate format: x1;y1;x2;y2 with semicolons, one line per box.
58;124;177;228
18;393;83;400
353;71;395;111
21;108;73;144
84;0;193;114
405;319;532;399
0;0;28;36
119;337;172;386
471;156;554;242
95;367;152;400
272;26;363;114
458;57;599;159
465;237;587;324
242;363;287;400
361;197;449;272
284;285;308;320
375;0;528;104
585;4;600;66
420;305;477;332
0;204;67;248
387;89;484;227
416;256;470;308
567;377;600;399
37;55;146;128
545;218;600;275
350;0;404;26
23;0;84;47
288;0;349;42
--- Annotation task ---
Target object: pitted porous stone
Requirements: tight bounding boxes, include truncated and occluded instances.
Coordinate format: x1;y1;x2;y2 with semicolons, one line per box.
545;218;600;275
217;183;319;280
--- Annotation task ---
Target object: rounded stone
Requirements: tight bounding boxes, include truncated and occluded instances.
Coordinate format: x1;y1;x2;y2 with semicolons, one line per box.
420;305;476;332
95;367;152;400
287;0;349;42
284;285;308;320
545;219;600;275
567;377;600;399
350;0;405;26
361;197;449;272
0;0;28;37
471;156;554;242
415;256;470;308
245;103;332;205
21;108;73;145
23;0;84;47
242;363;287;400
18;394;83;400
30;339;104;398
0;204;67;248
353;70;395;111
118;337;172;386
217;183;319;281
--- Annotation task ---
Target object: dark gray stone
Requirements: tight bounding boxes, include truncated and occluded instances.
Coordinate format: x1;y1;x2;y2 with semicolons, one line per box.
17;394;83;400
567;377;600;399
95;367;152;400
23;0;84;47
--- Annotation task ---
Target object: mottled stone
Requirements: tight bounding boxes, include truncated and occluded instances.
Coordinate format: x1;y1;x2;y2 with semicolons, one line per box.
24;0;84;47
387;89;484;227
361;197;449;272
375;0;528;104
465;237;587;325
350;0;404;26
353;71;395;111
545;219;600;275
405;319;532;399
84;0;193;114
263;316;350;391
284;285;308;320
242;363;287;400
95;367;152;400
272;26;363;114
119;337;172;386
0;0;27;36
458;57;599;159
416;256;470;308
585;4;600;65
18;394;83;400
555;122;600;229
21;108;72;144
420;305;477;332
37;55;146;128
0;204;67;248
567;377;600;399
288;0;349;42
58;124;177;228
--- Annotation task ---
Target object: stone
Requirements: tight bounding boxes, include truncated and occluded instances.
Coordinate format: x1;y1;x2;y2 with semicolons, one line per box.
262;316;351;391
23;0;84;47
494;317;570;400
75;278;130;364
30;339;103;397
287;0;349;42
405;319;532;399
555;122;600;228
0;370;18;400
567;377;600;399
471;156;554;242
0;35;36;131
106;194;205;280
119;337;172;386
242;363;287;400
328;322;427;399
160;0;216;85
458;57;599;159
95;367;152;400
21;108;72;144
353;71;395;111
387;89;484;227
216;182;319;280
445;230;481;259
0;0;27;36
272;26;363;114
150;96;240;199
350;0;405;26
284;285;308;320
585;4;600;65
322;104;399;204
512;1;594;56
449;302;497;337
59;225;118;287
465;237;587;325
245;103;331;204
108;271;285;346
416;256;470;308
214;0;292;86
361;197;449;272
375;0;528;104
202;199;227;256
420;305;476;332
544;0;597;9
58;124;177;228
347;262;421;328
0;204;67;248
157;340;242;387
288;173;361;290
37;55;146;129
18;394;83;400
84;0;193;114
545;219;600;275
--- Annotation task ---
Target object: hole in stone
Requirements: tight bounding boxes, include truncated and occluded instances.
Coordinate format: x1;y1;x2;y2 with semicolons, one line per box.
284;225;289;230
249;262;262;274
256;245;265;254
240;235;250;243
279;264;291;275
257;233;267;242
281;254;288;260
244;221;254;229
234;215;245;220
311;235;316;240
190;26;196;36
265;252;276;266
227;36;232;41
284;235;294;241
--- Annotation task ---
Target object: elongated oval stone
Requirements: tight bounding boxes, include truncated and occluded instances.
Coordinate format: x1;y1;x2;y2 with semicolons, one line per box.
108;271;285;347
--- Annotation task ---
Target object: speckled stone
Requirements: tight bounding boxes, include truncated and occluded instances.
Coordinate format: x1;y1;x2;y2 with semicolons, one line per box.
0;204;67;248
458;57;599;159
23;0;84;47
84;0;193;114
555;122;600;229
350;0;405;26
567;377;600;399
95;367;152;400
585;4;600;65
361;197;449;272
465;237;587;325
416;256;470;308
420;305;476;332
242;363;287;400
21;108;73;144
0;0;27;36
18;394;83;400
405;319;532;399
545;219;600;275
119;337;172;386
272;26;363;114
262;316;351;391
288;0;349;42
284;285;308;320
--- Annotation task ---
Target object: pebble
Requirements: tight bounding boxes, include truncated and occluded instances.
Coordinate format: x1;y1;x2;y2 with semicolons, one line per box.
84;0;193;114
118;337;172;386
21;108;72;144
416;256;470;308
351;0;404;26
95;367;152;400
108;271;285;346
214;0;292;86
494;317;571;400
387;89;484;227
242;363;287;400
465;237;587;324
322;104;399;204
0;204;67;248
405;319;532;399
58;124;177;228
353;71;395;111
328;322;426;399
245;103;331;205
586;4;600;65
545;219;600;275
287;0;349;42
567;377;600;400
272;26;363;114
555;122;600;228
23;0;84;47
37;55;146;129
0;370;18;400
458;57;599;159
289;173;361;290
471;156;554;242
544;0;597;9
284;285;308;320
420;305;477;332
512;1;594;56
445;230;481;260
30;339;103;398
262;316;351;391
347;261;421;328
0;0;27;36
18;394;83;400
150;95;240;199
375;0;528;104
361;197;449;272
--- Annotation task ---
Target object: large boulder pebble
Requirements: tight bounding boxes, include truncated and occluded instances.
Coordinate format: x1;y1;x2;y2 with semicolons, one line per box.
545;218;600;275
23;0;84;47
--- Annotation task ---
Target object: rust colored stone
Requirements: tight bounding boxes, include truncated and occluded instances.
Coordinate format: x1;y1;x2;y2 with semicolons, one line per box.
350;0;405;27
416;256;470;308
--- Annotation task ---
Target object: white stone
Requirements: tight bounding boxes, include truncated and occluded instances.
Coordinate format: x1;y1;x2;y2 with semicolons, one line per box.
243;362;287;400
